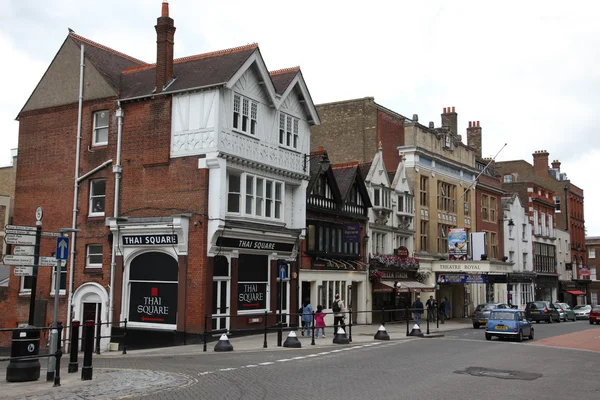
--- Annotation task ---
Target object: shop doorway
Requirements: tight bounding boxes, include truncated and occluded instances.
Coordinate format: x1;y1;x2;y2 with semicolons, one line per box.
212;256;230;331
82;302;101;352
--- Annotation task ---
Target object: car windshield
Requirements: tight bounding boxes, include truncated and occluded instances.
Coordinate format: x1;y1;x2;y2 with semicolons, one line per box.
553;303;564;310
528;302;547;309
475;304;496;311
560;304;571;310
490;311;516;320
592;306;600;312
574;305;591;310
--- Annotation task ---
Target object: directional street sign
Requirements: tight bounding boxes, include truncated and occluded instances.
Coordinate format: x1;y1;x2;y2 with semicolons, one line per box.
39;256;58;266
56;237;69;260
13;246;34;256
3;255;35;266
14;266;33;276
41;232;60;237
5;229;37;236
5;225;36;232
279;264;287;280
4;234;36;246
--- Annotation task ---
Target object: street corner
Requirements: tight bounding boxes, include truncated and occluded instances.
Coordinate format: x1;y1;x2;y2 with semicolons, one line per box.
528;327;600;352
2;368;197;400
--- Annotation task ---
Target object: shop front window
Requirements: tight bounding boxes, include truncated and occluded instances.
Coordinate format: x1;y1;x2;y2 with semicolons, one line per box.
237;254;268;312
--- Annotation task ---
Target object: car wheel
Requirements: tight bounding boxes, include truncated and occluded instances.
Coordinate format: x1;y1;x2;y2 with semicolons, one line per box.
529;327;534;340
590;320;594;325
516;330;523;342
556;316;561;323
473;323;480;329
485;333;492;341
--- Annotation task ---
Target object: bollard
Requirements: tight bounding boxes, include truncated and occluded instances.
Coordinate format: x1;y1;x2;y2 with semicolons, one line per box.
53;323;63;387
203;314;208;352
348;308;352;343
263;311;268;349
406;307;410;336
122;319;128;355
437;308;440;328
81;320;94;381
381;307;385;327
68;321;80;373
427;311;430;335
311;311;315;346
283;331;301;348
277;321;282;347
95;321;101;355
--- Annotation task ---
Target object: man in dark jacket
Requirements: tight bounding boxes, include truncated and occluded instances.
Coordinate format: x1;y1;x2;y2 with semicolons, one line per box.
412;295;424;325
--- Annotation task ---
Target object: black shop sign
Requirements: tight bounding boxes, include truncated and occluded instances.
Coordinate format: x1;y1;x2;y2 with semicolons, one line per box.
216;237;294;252
237;283;267;311
129;282;178;325
123;234;178;246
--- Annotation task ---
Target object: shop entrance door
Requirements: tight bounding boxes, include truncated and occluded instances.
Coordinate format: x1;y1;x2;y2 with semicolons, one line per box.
212;256;230;331
81;302;101;352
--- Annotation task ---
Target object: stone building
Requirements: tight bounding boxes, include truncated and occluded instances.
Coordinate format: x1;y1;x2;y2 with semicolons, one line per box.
0;149;17;309
584;236;600;305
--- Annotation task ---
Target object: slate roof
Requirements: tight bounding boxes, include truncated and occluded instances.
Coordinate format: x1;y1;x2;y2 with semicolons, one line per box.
120;44;259;99
358;162;371;181
332;162;360;200
270;67;299;95
69;33;146;93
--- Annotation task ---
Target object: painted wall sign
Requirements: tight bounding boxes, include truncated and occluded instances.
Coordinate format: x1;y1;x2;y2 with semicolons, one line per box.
381;270;409;280
129;282;177;324
216;237;294;252
237;283;267;311
122;235;178;246
436;273;487;284
343;223;361;243
395;246;409;259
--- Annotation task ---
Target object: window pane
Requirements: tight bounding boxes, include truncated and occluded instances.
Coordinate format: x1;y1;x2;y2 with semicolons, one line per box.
256;178;263;216
95;111;108;127
92;197;105;213
92;180;106;196
245;176;254;214
265;181;273;217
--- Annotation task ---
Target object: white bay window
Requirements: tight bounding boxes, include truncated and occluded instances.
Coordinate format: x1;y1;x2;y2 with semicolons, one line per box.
228;172;284;221
233;94;257;135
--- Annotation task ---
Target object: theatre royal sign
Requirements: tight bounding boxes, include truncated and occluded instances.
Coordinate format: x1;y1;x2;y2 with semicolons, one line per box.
432;262;512;274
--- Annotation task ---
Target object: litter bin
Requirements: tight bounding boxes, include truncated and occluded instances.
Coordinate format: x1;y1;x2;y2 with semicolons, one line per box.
6;326;41;382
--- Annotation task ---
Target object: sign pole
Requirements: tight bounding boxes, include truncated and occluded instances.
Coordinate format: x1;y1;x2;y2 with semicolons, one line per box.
28;210;43;326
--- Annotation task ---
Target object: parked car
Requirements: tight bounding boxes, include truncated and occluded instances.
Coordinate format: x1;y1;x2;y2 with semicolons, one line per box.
589;306;600;325
525;301;561;323
485;309;534;342
471;303;510;329
554;303;576;322
573;304;592;320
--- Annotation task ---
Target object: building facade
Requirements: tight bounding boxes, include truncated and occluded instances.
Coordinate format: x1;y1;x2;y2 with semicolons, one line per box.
4;3;319;349
0;149;17;308
584;237;600;305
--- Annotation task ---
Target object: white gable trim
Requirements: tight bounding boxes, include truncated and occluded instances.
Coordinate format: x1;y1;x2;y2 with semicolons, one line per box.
226;51;278;108
279;73;320;125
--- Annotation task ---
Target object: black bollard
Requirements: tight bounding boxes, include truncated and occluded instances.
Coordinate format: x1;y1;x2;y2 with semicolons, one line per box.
81;320;94;381
95;321;101;355
348;308;352;343
406;307;410;336
53;323;63;387
68;321;80;373
203;314;208;352
311;311;315;346
427;311;430;335
263;311;268;349
121;319;128;355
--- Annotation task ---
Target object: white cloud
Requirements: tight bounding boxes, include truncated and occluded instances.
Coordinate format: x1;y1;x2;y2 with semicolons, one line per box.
1;0;599;233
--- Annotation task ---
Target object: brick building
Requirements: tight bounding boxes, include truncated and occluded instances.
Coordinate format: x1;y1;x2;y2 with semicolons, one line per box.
310;97;406;169
0;149;17;309
4;2;319;349
584;237;600;305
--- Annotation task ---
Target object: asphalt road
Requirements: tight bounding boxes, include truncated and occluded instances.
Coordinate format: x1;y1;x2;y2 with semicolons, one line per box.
447;318;594;342
5;322;600;399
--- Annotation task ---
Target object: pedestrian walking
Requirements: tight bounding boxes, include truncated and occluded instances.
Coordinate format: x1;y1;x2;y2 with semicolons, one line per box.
314;305;326;338
331;293;346;335
412;295;424;325
301;298;313;337
444;296;450;319
438;298;446;323
426;295;436;322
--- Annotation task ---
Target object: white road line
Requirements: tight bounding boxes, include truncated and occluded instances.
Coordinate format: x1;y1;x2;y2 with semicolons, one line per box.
292;356;306;360
317;352;330;356
198;372;213;376
277;359;292;362
307;354;318;357
330;349;343;353
245;365;258;368
258;362;274;365
351;346;362;349
219;368;236;371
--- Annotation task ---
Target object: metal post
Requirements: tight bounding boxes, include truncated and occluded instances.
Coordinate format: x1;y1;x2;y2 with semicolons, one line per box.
263;311;268;349
47;254;62;381
95;320;101;355
381;307;385;327
277;275;283;347
406;307;410;336
121;319;127;355
68;320;80;373
53;323;63;387
311;311;315;346
81;320;94;381
348;308;353;343
203;314;208;352
426;310;430;335
28;220;42;326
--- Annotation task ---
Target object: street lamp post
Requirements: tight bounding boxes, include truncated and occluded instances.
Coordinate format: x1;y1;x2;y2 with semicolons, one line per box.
303;153;330;173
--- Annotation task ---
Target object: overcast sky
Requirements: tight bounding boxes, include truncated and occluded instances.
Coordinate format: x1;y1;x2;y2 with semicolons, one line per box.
1;0;598;234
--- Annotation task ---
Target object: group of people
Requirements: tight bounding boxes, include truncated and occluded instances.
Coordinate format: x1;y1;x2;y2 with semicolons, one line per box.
411;295;450;325
299;293;346;338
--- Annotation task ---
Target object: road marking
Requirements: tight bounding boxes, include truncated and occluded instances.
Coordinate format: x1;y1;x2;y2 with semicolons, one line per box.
258;362;274;365
276;359;292;362
292;356;306;360
199;372;213;376
307;354;318;357
219;368;236;371
330;349;343;353
244;365;258;368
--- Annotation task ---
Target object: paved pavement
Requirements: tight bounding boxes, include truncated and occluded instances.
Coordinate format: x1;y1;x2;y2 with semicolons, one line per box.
2;319;598;399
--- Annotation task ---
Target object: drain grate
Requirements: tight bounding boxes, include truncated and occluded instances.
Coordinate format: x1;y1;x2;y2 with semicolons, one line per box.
454;366;542;381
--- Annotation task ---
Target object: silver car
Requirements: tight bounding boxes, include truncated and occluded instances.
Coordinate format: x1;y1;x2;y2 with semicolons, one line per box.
471;303;510;329
573;304;592;320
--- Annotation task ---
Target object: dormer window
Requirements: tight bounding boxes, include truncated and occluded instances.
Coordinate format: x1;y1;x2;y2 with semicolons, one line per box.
233;93;257;135
444;134;452;148
279;112;299;149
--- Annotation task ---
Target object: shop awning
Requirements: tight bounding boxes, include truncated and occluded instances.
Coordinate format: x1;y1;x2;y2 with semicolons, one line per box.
372;281;394;293
566;290;586;295
399;281;435;292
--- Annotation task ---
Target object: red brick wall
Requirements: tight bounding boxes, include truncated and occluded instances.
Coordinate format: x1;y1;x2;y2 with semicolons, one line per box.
377;110;404;170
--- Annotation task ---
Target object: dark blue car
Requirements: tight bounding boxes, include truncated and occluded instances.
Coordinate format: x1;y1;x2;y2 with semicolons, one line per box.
485;309;534;342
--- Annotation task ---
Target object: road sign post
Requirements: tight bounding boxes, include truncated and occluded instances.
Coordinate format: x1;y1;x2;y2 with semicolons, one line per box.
28;219;42;326
277;261;287;347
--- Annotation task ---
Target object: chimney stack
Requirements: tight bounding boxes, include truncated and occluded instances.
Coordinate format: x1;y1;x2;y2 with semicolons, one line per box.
532;150;550;177
551;159;561;173
466;120;482;158
155;1;176;91
441;106;457;136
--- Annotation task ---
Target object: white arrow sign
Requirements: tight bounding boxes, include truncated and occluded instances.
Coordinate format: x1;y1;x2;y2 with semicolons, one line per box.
4;234;36;246
13;246;34;256
14;266;33;276
3;255;35;266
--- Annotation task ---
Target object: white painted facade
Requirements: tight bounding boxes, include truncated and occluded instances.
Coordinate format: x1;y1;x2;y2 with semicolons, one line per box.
555;228;572;282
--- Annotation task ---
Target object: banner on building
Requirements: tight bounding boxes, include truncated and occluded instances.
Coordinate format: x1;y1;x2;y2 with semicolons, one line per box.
448;228;468;260
343;223;360;243
578;266;591;277
436;273;487;284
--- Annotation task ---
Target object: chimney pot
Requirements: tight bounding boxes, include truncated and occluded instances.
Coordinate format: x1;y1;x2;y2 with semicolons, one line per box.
468;121;472;128
429;121;435;128
452;106;455;113
443;107;447;113
161;1;169;17
412;114;418;122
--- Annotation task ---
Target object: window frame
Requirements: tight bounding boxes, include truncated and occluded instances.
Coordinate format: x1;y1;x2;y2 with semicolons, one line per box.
86;244;103;269
589;249;596;259
233;93;258;136
278;112;300;150
420;176;428;207
92;110;109;147
89;179;107;217
50;263;67;295
481;194;489;221
420;220;428;252
437;181;456;213
227;172;285;222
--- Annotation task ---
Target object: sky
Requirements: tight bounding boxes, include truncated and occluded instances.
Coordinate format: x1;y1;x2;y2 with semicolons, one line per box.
0;0;598;234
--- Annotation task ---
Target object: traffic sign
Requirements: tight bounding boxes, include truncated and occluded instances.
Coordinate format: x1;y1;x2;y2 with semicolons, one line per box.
5;229;37;236
13;246;34;256
4;234;36;246
41;232;60;237
279;264;287;280
14;266;33;276
56;237;69;260
3;255;35;266
39;257;58;266
5;225;36;232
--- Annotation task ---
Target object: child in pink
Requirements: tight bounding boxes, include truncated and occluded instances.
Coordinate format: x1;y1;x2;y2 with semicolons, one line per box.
314;305;326;338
